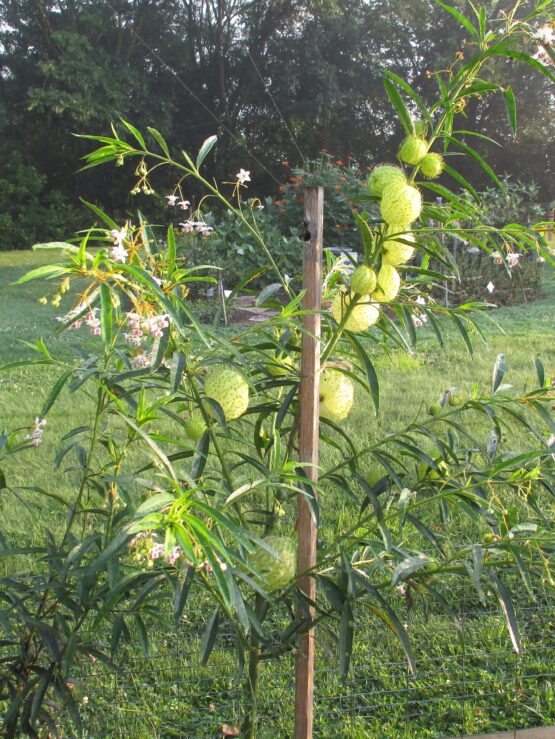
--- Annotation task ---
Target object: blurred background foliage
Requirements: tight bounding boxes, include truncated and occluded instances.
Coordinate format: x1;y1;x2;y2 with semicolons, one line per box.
1;0;553;250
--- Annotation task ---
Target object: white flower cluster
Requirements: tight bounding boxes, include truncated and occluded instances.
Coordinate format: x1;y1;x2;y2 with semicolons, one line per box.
110;226;129;263
166;195;190;209
26;417;47;447
124;311;170;346
533;24;554;65
129;532;184;567
490;251;522;268
412;295;428;328
130;352;154;369
179;220;214;236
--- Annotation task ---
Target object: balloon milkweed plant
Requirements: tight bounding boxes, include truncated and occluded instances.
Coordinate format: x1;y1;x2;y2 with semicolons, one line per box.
1;2;554;736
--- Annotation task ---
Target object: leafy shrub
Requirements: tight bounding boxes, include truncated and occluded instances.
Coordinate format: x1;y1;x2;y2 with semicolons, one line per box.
0;152;82;251
450;246;543;306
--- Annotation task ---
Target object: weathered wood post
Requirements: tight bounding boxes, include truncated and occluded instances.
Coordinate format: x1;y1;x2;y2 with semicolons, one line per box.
295;186;323;738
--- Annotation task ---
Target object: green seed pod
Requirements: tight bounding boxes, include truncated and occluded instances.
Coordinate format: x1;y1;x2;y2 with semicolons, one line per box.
368;165;406;197
320;368;354;422
350;265;377;295
398;136;428;165
419;152;444;179
380;182;422;226
248;536;297;592
372;264;401;303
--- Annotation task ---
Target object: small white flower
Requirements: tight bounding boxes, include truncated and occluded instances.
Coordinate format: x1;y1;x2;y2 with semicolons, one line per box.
177;199;191;210
166;195;179;206
506;253;521;269
110;244;129;263
416;296;426;305
179;221;195;234
486;281;495;293
533;25;554;46
490;251;503;265
412;315;424;328
110;226;127;247
26;417;47;446
236;168;251;185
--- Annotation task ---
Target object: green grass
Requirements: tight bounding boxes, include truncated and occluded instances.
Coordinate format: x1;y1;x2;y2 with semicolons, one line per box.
1;249;555;737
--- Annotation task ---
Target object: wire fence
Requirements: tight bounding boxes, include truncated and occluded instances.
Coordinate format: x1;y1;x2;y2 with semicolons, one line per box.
64;599;555;738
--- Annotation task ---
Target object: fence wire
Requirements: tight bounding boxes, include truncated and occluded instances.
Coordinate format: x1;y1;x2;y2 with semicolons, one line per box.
56;601;555;738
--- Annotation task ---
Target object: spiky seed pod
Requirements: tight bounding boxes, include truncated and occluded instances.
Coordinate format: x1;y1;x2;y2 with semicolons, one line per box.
184;414;206;442
367;165;406;197
398;135;428;165
204;365;249;420
419;152;444;179
380;182;422;226
372;264;401;303
319;368;354;422
382;228;416;266
350;264;377;295
248;536;297;592
331;289;380;332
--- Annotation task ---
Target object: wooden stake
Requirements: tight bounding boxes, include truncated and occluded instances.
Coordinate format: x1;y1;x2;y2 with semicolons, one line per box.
295;186;323;739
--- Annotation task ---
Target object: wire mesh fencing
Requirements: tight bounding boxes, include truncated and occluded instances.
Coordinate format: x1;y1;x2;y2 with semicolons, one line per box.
65;600;555;738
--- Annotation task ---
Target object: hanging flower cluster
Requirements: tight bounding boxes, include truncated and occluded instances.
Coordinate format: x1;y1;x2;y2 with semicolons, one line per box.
26;417;47;447
124;312;171;346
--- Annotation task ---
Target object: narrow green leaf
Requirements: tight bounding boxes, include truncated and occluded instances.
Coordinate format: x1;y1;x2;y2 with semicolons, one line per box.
196;135;218;169
392;554;433;585
41;370;72;416
167;225;177;276
492;353;507;394
434;0;478;39
346;332;379;414
120;119;146;149
383;78;414;135
534;356;545;388
99;283;113;351
502;86;517;134
80;199;119;230
383;71;433;124
147;126;170;157
488;572;521;653
339;600;354;680
13;264;70;285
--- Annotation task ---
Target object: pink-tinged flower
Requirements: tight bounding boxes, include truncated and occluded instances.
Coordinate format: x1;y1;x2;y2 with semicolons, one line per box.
110;243;129;263
486;281;495;293
179;221;195;234
166;195;179;206
110;226;127;247
506;253;521;269
149;543;165;560
178;199;191;210
236;169;251;185
130;352;153;368
490;251;503;265
166;546;183;566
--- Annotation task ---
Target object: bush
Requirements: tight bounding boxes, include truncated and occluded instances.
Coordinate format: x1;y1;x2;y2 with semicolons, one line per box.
449;245;543;306
445;178;546;306
0;152;82;250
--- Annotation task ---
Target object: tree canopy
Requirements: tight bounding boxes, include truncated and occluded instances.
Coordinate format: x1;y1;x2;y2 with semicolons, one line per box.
1;0;553;248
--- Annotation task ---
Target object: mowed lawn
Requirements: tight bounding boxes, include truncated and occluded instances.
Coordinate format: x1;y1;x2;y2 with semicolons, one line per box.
1;247;554;549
